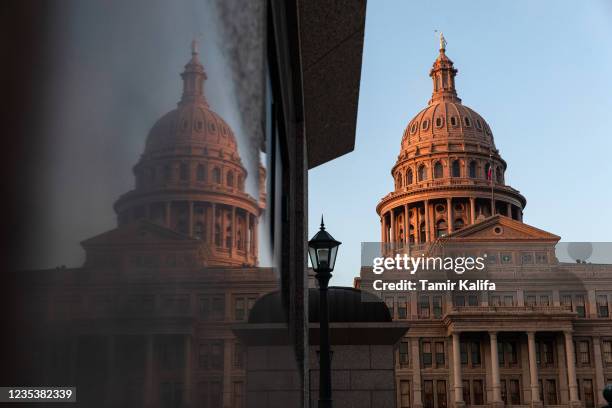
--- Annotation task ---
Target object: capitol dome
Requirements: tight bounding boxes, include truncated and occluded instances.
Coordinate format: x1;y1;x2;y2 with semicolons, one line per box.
377;34;526;246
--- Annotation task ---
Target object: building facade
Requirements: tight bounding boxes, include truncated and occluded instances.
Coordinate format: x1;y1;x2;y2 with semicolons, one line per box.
358;38;612;408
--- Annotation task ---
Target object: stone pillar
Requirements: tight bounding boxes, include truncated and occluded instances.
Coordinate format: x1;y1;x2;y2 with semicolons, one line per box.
144;335;154;407
381;214;386;244
507;202;512;218
210;203;216;244
452;332;465;408
489;332;503;407
411;338;423;408
390;208;396;244
415;208;421;244
424;200;430;242
165;201;171;227
184;335;192;407
223;340;232;407
404;204;410;246
188;201;194;236
593;336;606;405
253;216;259;259
469;197;476;224
527;331;542;407
446;197;453;234
246;213;251;258
564;330;580;407
231;206;236;254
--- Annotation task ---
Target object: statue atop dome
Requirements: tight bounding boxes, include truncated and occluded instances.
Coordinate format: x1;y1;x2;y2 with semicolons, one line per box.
439;32;447;51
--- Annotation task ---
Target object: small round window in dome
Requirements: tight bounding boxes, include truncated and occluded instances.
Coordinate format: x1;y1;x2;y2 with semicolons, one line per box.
410;122;418;134
454;203;465;212
435;117;444;128
422;120;429;130
464;117;471;127
476;119;482;130
450;116;458;127
435;204;445;213
493;226;503;235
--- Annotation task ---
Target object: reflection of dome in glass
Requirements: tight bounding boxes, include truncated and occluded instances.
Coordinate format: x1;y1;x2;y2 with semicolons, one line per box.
113;42;261;267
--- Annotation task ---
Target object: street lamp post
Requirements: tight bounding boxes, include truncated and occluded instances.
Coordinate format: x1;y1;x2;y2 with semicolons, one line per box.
308;216;341;408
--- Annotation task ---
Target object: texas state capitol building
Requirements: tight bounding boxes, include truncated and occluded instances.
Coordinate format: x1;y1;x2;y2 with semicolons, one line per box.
357;37;612;408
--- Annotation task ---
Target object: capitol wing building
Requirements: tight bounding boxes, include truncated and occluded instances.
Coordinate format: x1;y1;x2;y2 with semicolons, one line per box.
357;39;612;408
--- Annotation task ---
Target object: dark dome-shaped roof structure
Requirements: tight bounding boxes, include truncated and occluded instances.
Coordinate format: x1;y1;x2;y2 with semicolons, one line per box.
248;287;391;324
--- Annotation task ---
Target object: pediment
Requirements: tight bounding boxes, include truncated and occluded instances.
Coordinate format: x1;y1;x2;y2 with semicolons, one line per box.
444;215;560;243
81;220;197;247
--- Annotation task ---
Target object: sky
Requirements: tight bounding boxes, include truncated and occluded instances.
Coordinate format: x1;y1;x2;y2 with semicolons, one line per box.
308;0;612;286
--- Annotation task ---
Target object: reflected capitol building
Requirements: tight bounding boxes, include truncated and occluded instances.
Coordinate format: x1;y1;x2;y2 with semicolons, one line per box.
357;34;612;408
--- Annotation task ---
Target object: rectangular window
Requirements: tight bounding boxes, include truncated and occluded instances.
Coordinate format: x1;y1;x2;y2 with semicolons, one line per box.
455;295;465;307
436;380;447;408
498;341;505;365
500;379;507;404
598;295;609;318
233;342;244;369
583;379;594;408
435;341;445;366
400;380;411;408
526;295;536;306
503;295;514;306
473;379;484;405
540;295;550;306
233;382;244;408
579;340;590;365
160;382;183;408
399;341;410;367
546;379;557;405
233;295;257;321
471;341;481;366
575;295;586;318
508;342;518;365
510;379;521;405
419;295;430;319
398;296;408;319
543;341;554;365
460;342;468;365
462;380;470;405
385;296;395;318
433;295;443;318
603;340;612;364
490;295;501;306
422;342;432;367
235;298;245;320
423;380;434;408
468;294;478;306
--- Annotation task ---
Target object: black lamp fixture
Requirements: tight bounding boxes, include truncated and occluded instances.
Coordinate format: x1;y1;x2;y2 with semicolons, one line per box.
308;216;341;282
308;216;341;408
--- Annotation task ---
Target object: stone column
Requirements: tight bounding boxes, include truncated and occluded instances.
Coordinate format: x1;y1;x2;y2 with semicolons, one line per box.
415;207;421;244
411;338;423;408
489;332;503;407
144;335;154;407
165;201;171;227
593;336;606;405
469;197;476;224
452;332;465;408
424;200;430;242
223;340;232;407
188;201;194;236
231;206;236;254
404;204;410;246
506;202;512;218
253;216;259;259
446;197;453;234
210;203;216;244
527;331;542;407
390;208;396;244
381;214;386;243
184;335;192;407
564;330;580;407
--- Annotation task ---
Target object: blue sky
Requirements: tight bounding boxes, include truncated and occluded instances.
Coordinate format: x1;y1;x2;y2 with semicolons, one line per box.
308;1;612;286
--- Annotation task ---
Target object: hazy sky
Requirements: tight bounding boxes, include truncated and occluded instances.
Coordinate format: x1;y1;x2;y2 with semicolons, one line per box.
308;0;612;286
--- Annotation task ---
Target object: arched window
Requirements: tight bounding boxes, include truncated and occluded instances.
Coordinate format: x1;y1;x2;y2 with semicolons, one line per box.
213;167;221;184
450;116;458;127
180;163;189;181
406;169;414;185
451;160;460;177
419;222;426;243
197;164;206;181
194;223;204;239
435;117;444;128
469;161;477;178
227;171;234;187
454;219;465;230
436;220;447;238
422;120;430;130
433;162;443;179
464;117;471;127
225;214;232;248
418;165;427;182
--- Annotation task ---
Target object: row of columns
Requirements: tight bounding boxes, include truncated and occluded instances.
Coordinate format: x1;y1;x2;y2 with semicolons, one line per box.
444;331;581;408
382;197;522;244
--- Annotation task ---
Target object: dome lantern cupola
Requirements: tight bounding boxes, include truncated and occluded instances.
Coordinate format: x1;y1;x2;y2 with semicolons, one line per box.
180;39;208;106
429;32;460;105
